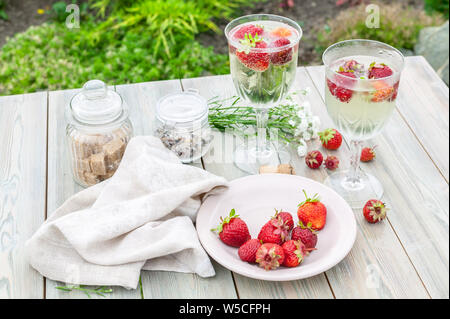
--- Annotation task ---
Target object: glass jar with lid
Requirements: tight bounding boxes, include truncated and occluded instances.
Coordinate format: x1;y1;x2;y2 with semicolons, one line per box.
154;89;212;163
66;80;133;187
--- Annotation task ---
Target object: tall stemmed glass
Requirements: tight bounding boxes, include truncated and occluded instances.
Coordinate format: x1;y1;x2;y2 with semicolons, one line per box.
322;39;404;207
225;14;302;174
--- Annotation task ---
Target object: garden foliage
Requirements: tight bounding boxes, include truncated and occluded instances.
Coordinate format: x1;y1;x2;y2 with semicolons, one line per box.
0;0;259;95
316;2;446;54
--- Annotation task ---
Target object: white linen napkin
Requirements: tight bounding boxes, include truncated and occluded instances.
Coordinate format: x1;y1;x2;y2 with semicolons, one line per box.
25;136;228;289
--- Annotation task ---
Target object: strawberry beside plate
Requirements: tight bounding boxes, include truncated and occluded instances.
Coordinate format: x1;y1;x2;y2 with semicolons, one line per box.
196;174;356;281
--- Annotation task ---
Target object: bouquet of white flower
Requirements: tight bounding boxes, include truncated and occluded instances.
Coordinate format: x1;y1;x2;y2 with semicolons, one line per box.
208;89;320;157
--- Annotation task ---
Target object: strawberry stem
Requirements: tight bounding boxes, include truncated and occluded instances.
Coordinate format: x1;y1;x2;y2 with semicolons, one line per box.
298;189;320;207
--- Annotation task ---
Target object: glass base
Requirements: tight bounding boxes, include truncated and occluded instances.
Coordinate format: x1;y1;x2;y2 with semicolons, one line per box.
324;170;383;209
234;140;290;175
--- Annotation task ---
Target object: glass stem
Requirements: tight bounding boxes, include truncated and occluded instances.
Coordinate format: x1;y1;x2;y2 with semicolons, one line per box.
346;140;362;186
255;108;269;154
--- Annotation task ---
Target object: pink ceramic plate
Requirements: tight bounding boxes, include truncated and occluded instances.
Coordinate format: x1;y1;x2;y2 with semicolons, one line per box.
196;174;356;281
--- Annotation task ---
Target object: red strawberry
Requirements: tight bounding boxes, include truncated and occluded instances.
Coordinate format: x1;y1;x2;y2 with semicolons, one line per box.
327;71;356;103
291;221;318;249
342;59;364;74
390;81;400;101
324;155;340;170
297;190;327;230
282;240;307;267
238;239;262;263
305;150;323;169
368;63;393;79
255;243;285;270
270;38;293;65
272;209;294;232
270;26;293;38
258;219;287;245
371;80;394;102
211;209;250;247
363;199;388;223
318;128;342;150
236;33;270;72
360;146;376;162
233;24;264;40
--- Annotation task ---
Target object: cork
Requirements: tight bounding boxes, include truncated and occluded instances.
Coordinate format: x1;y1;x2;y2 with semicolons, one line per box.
259;164;296;175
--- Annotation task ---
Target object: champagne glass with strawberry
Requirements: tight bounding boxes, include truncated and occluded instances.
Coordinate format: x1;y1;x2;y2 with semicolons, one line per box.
225;14;302;174
322;39;404;207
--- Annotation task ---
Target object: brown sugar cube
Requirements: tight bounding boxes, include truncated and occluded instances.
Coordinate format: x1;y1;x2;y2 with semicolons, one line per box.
277;164;295;175
72;138;92;159
76;158;91;173
259;165;279;174
83;172;100;186
103;138;125;163
99;170;115;181
89;153;107;175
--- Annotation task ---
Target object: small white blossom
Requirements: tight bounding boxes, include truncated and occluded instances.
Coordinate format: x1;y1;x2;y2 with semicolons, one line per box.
303;131;312;141
298;120;308;132
311;116;321;130
297;139;308;157
288;120;296;127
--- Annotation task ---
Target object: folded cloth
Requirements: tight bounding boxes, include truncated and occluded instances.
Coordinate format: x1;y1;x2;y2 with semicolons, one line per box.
25;136;228;289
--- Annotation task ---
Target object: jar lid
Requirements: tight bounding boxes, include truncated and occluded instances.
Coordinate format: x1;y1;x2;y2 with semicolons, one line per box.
156;89;208;127
70;80;123;125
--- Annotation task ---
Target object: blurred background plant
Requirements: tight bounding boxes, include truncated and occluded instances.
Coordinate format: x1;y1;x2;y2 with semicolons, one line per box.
0;0;448;95
0;0;7;20
316;1;446;55
424;0;449;18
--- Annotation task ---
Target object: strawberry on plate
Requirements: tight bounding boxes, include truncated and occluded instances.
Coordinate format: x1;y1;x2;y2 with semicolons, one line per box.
258;219;288;245
291;221;318;249
236;33;270;72
238;239;262;263
272;209;294;232
211;209;250;247
363;199;388;223
282;240;308;267
318;128;342;150
255;243;285;270
270;38;293;65
297;190;327;230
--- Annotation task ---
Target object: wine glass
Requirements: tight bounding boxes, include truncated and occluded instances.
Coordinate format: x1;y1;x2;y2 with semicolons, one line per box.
225;14;302;174
322;39;404;207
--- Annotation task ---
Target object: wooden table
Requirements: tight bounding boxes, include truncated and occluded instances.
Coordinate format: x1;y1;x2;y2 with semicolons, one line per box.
0;56;448;299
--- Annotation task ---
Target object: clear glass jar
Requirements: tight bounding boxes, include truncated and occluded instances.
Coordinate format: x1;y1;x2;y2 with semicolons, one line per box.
66;80;133;187
154;89;212;163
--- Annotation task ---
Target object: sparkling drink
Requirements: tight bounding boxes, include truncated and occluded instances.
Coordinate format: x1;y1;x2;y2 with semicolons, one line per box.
227;20;300;107
225;14;302;174
325;55;401;141
322;40;404;208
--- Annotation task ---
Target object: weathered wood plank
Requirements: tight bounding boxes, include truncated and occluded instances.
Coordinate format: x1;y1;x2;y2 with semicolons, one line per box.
398;56;449;181
116;80;238;299
306;62;448;298
45;88;141;299
181;74;335;299
0;92;47;298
